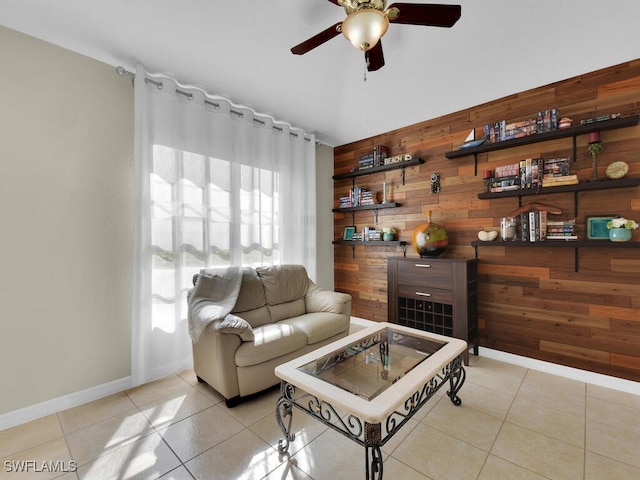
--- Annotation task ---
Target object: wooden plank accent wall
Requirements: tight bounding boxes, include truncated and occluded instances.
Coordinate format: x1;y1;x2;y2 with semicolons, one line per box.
333;59;640;382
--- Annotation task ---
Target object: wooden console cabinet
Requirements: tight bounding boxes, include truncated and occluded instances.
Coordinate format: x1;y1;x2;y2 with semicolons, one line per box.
387;257;478;365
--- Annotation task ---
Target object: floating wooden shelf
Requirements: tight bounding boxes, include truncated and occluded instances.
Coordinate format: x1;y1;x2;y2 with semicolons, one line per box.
332;240;408;259
478;176;640;216
333;158;425;185
471;238;640;272
446;115;640;175
332;202;401;224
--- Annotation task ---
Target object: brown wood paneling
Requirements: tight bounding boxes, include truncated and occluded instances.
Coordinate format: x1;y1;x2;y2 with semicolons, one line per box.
333;59;640;383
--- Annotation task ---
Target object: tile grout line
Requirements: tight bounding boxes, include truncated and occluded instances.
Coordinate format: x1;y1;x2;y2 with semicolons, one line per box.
473;365;529;479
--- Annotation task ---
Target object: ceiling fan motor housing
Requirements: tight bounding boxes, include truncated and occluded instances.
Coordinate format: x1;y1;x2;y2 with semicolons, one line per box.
339;0;387;15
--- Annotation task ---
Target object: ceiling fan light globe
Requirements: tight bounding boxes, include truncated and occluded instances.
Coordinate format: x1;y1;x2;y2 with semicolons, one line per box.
342;8;389;52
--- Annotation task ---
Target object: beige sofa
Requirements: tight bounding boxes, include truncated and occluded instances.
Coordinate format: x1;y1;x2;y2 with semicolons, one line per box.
188;265;352;407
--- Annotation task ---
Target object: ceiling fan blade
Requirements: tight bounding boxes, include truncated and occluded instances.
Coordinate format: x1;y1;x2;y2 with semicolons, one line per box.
365;41;385;72
327;0;341;5
291;22;343;55
387;3;461;27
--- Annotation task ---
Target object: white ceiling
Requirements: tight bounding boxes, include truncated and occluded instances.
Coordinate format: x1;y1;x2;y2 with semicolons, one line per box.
2;0;640;146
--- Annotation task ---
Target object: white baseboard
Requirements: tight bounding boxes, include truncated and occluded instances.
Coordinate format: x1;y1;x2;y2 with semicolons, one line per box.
479;347;640;396
350;317;640;395
2;323;638;432
0;376;132;431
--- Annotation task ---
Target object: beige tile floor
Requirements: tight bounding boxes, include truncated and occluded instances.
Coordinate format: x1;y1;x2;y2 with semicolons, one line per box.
2;355;640;480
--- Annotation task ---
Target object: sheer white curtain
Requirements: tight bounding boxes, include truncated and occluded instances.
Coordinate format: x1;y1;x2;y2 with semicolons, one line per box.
132;65;317;386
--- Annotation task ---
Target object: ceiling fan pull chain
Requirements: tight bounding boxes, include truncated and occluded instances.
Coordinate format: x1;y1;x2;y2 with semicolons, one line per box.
363;61;367;82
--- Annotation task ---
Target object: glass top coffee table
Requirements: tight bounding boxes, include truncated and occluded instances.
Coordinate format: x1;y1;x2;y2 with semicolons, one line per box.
275;322;467;480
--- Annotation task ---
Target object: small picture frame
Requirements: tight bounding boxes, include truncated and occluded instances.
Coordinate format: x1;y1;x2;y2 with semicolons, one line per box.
343;226;355;240
586;215;616;240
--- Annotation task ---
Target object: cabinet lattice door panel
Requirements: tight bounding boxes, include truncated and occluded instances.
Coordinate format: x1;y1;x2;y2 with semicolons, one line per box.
387;257;478;365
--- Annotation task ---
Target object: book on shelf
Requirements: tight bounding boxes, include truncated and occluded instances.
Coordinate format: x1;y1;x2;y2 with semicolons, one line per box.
494;162;520;177
546;228;576;234
490;178;520;192
544;157;571;177
360;227;382;241
542;175;579;187
373;145;390;167
546;235;578;241
539;210;547;241
580;113;621;125
536;108;560;133
520;213;529;241
543;174;578;182
504;118;537;140
519;211;572;242
547;219;576;241
348;187;375;207
358;153;375;170
489;152;580;193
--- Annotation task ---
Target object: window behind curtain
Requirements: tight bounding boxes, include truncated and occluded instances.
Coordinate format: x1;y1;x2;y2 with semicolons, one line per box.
150;145;280;332
133;65;316;386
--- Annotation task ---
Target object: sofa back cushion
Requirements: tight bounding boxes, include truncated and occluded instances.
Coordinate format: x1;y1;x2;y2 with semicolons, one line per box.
256;265;309;304
231;268;271;328
256;265;309;322
267;298;307;323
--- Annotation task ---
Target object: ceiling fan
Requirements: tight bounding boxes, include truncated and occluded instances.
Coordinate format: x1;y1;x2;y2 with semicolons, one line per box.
291;1;461;72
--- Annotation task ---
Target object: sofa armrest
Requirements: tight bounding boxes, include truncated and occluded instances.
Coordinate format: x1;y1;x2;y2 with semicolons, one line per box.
213;314;255;342
305;282;352;315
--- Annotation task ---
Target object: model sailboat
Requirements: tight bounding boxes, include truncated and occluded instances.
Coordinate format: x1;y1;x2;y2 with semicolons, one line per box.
458;129;486;149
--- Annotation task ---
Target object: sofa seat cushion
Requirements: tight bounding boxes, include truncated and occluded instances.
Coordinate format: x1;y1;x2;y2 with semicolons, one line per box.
235;323;307;368
280;312;349;345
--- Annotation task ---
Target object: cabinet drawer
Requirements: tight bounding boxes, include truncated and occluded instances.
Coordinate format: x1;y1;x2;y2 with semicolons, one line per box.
397;284;453;304
396;260;452;289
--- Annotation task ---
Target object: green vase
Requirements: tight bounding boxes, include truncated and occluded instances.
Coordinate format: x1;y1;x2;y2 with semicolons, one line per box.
609;228;632;242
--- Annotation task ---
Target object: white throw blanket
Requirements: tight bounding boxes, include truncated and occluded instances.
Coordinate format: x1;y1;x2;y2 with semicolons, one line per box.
187;266;243;343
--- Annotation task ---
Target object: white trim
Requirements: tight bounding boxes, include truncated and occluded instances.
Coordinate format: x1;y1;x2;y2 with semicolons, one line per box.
2;328;639;432
0;377;132;431
479;347;640;395
351;318;640;395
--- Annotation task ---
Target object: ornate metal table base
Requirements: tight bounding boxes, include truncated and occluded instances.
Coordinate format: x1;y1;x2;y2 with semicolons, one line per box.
275;354;465;480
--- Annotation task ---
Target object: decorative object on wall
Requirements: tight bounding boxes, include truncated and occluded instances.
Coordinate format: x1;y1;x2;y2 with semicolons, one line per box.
607;216;638;242
412;210;448;257
477;230;498;241
586;215;616;240
558;117;573;129
609;227;632;242
459;129;486;149
430;173;441;194
381;181;389;203
382;226;396;241
482;170;493;192
500;217;517;241
587;131;603;180
343;226;356;240
291;1;461;72
605;161;629;180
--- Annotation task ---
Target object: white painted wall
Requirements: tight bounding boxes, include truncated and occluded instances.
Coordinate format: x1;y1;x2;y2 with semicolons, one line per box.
0;26;134;416
0;25;337;422
315;144;335;291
